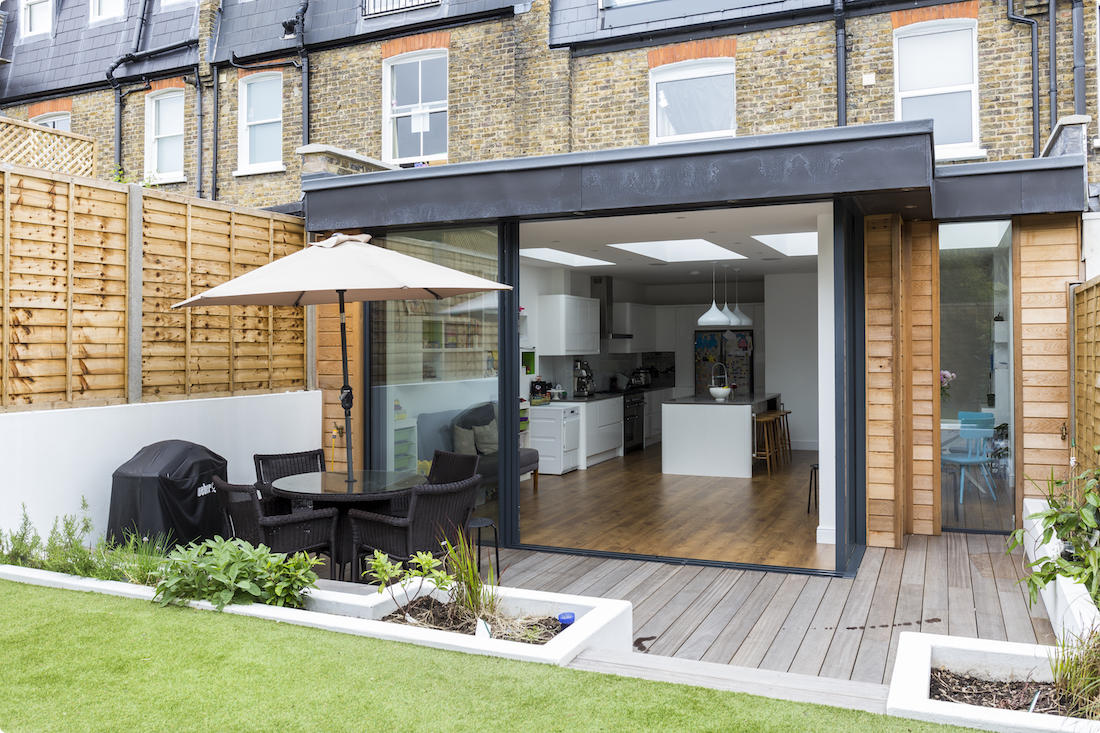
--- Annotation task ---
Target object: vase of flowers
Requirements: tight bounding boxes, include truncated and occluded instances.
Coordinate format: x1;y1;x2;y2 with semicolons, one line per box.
940;369;956;399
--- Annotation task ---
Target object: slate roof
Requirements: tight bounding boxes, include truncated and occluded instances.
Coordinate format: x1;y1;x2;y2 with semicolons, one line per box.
550;0;834;48
210;0;516;63
0;0;198;102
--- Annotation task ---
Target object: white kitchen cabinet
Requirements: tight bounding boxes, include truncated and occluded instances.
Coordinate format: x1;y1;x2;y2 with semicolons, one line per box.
654;306;676;352
608;303;656;354
577;396;623;467
537;294;599;356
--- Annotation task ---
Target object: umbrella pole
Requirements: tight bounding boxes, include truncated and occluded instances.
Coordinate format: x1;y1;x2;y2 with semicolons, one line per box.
338;289;355;486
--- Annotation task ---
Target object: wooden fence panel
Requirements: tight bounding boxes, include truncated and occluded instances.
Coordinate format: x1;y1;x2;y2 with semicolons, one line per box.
0;163;307;410
1075;273;1100;467
0;118;97;178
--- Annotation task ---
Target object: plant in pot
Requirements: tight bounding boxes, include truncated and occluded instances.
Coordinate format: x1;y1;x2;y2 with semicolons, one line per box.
1008;455;1100;606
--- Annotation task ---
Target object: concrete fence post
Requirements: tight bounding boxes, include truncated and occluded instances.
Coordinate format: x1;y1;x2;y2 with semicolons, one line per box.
126;184;144;404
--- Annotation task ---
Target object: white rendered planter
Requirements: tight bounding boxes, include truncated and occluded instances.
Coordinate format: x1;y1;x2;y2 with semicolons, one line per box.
888;632;1100;732
0;565;631;666
1021;498;1100;641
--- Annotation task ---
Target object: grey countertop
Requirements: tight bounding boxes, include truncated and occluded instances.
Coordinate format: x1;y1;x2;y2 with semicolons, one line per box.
554;385;675;403
664;392;780;407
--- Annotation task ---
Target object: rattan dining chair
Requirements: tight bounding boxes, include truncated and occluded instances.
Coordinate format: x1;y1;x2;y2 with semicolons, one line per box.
348;474;480;576
212;477;339;578
253;449;326;514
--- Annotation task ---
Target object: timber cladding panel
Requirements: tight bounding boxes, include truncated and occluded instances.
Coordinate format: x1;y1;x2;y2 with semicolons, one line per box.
865;213;907;548
0;162;308;410
906;221;940;536
140;190;308;400
1017;214;1079;495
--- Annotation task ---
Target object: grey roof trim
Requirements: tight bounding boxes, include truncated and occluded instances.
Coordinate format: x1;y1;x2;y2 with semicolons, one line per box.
302;120;936;230
303;120;936;192
932;154;1088;219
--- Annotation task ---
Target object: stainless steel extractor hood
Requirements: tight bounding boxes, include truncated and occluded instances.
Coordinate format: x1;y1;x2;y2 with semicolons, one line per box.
590;275;633;340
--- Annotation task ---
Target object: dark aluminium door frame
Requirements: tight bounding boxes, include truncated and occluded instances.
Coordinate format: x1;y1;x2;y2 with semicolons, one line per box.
358;208;866;577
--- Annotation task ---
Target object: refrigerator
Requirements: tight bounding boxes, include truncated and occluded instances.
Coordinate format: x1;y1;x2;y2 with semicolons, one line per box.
694;330;754;399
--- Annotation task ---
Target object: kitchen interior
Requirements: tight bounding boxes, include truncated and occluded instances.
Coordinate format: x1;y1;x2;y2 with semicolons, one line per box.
489;202;836;571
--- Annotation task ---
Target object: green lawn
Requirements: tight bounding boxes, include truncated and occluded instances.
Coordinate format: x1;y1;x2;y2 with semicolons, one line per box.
0;580;969;733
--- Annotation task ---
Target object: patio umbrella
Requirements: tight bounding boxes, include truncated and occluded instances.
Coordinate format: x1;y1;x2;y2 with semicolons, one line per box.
173;232;511;485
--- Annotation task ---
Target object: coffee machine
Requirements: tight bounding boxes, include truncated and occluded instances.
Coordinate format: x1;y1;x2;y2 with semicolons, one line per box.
573;360;594;398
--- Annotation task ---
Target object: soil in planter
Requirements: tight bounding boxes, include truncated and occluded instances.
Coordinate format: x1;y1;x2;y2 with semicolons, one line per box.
929;668;1075;717
381;596;563;645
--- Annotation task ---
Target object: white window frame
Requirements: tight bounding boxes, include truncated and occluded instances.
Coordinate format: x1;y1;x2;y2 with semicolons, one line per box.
144;89;186;184
381;49;448;165
30;111;70;131
893;18;985;161
22;0;51;37
648;58;736;145
89;0;124;23
234;72;285;176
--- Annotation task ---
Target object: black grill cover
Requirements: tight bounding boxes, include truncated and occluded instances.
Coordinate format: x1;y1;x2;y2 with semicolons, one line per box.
107;440;228;547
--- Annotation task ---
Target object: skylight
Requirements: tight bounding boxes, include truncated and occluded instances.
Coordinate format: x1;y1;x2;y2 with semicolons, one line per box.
751;232;818;256
606;239;744;262
520;248;614;267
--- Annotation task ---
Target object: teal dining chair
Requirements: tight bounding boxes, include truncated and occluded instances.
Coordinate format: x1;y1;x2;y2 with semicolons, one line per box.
941;427;997;517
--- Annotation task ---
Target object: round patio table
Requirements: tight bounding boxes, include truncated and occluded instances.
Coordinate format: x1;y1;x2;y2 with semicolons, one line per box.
271;470;426;572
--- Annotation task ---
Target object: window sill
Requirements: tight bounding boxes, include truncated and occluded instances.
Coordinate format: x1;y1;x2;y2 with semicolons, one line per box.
382;155;448;167
146;174;187;185
232;163;287;177
934;146;987;162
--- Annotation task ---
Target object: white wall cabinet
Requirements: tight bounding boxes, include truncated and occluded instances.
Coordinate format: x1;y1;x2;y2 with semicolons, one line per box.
608;303;656;354
654;307;676;352
537;294;599;356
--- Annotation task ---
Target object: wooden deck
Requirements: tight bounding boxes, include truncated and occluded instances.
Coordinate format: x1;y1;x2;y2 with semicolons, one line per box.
492;531;1055;684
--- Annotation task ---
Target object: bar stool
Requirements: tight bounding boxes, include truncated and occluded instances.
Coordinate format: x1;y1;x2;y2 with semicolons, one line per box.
807;463;819;512
776;408;793;464
467;516;499;575
752;412;780;477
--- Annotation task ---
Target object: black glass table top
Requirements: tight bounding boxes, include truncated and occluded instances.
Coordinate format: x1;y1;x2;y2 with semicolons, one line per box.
271;470;425;499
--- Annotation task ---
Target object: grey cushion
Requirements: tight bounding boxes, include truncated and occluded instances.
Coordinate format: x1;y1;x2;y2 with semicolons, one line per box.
518;448;539;472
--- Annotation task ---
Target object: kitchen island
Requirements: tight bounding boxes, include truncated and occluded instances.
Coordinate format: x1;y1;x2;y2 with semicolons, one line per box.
661;393;780;478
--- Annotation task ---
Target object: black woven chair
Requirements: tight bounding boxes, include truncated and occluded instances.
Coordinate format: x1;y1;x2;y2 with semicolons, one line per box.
348;474;481;575
212;477;339;578
253;449;325;515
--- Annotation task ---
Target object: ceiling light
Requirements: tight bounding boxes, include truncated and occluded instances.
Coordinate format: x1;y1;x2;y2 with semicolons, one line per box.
520;248;614;267
697;264;729;328
939;221;1011;250
751;232;818;257
608;239;745;263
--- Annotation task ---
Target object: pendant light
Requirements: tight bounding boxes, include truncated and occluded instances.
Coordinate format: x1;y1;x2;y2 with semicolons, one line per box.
720;265;740;327
697;263;729;327
731;267;752;327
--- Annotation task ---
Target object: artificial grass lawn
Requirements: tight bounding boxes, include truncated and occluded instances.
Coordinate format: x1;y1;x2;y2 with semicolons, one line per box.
0;580;971;733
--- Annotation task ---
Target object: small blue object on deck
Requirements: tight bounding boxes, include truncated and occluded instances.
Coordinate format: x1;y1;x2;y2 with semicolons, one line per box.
557;612;574;627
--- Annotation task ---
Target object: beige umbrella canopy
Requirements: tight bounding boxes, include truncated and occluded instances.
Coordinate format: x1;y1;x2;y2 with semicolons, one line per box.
172;232;511;485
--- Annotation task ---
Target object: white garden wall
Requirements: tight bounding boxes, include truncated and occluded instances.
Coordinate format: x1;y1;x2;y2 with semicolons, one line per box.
0;391;323;540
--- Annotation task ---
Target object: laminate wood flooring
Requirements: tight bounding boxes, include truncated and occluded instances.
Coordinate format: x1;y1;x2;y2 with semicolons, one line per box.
478;444;832;570
487;533;1053;684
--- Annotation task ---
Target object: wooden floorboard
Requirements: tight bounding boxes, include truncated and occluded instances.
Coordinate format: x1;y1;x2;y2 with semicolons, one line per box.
470;530;1055;685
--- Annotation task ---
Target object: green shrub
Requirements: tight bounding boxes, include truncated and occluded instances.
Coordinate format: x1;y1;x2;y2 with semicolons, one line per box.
93;532;172;586
1052;629;1100;720
41;500;98;577
154;537;322;611
0;507;43;568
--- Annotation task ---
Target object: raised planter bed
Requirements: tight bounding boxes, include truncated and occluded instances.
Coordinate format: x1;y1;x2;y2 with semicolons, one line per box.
1021;497;1100;642
0;565;632;666
887;632;1100;732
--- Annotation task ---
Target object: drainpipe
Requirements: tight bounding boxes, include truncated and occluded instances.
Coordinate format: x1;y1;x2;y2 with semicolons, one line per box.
131;0;152;53
290;0;310;145
834;0;846;127
211;63;219;200
185;64;204;198
1072;0;1086;114
1007;0;1041;156
106;39;199;173
1049;0;1058;130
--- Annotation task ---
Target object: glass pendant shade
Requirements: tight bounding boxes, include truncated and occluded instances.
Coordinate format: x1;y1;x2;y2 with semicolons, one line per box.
698;300;730;327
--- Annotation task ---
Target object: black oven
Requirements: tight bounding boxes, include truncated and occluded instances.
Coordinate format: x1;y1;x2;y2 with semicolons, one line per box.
623;392;645;452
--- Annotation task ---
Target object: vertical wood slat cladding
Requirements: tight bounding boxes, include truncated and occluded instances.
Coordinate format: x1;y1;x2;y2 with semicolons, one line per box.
316;302;363;474
865;214;906;548
1016;215;1079;501
906;221;940;536
0;162;308;410
1076;273;1100;468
